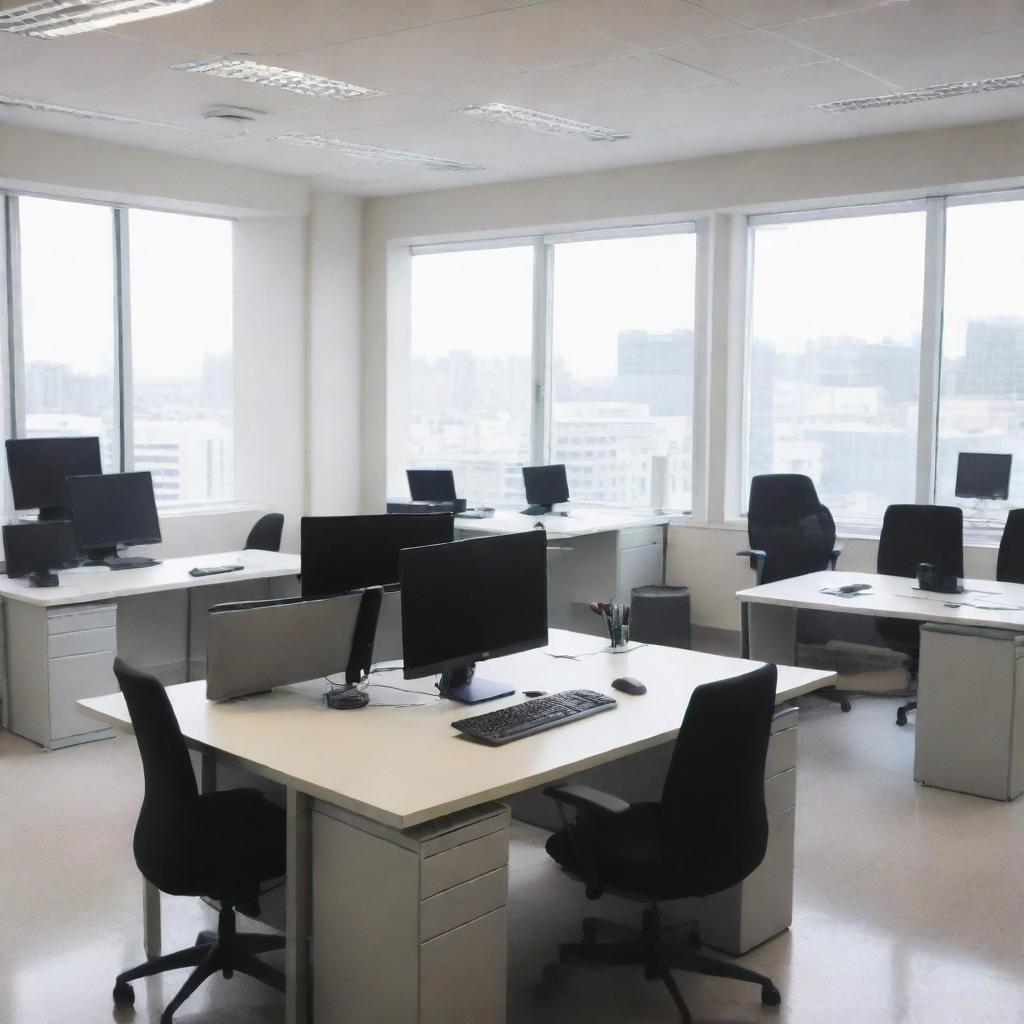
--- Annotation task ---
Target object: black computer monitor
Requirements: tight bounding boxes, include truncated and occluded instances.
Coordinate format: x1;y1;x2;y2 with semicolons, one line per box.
301;513;455;598
400;530;548;704
522;463;570;515
67;471;161;560
3;521;77;585
407;469;457;502
955;452;1012;501
6;436;102;520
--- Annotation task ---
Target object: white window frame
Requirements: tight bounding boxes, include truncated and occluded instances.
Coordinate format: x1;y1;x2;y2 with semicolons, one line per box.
736;187;1024;529
407;220;708;514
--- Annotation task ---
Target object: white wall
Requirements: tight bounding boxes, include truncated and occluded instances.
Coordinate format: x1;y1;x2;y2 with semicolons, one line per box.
307;193;363;515
234;216;309;552
360;116;1024;630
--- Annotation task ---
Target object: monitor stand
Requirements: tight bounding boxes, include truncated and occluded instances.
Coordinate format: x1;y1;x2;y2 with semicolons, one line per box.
520;504;552;517
438;664;515;705
28;570;59;588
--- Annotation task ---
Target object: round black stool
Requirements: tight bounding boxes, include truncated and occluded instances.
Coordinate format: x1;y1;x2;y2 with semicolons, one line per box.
629;585;691;650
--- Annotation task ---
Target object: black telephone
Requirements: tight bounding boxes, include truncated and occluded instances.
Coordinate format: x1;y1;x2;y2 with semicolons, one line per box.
916;562;962;594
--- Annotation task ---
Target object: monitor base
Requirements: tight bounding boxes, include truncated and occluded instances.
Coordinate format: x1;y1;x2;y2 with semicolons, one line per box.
520;505;552;516
28;570;59;588
438;665;515;704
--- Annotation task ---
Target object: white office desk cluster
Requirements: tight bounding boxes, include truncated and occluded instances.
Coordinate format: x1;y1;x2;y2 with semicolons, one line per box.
0;550;300;748
81;629;834;1024
457;509;671;635
739;570;1024;801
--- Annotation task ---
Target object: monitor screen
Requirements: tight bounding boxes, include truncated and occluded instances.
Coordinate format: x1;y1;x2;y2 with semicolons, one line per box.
6;436;102;513
955;452;1012;500
3;521;78;578
67;472;161;552
400;531;548;679
407;469;457;502
523;464;570;508
301;513;454;598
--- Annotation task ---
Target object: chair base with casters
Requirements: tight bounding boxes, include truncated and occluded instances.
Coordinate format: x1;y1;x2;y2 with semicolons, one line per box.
545;902;779;1024
113;900;284;1023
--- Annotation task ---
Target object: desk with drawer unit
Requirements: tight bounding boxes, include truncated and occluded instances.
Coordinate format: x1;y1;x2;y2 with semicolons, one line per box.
0;550;300;749
80;629;834;1024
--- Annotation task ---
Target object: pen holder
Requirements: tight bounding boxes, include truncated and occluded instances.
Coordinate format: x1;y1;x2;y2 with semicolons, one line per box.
609;623;629;651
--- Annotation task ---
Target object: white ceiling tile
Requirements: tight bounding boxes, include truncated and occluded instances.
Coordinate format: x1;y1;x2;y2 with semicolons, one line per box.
657;29;828;78
555;82;804;132
741;59;896;105
687;0;895;29
411;54;724;112
238;5;639;94
0;31;207;100
773;0;1024;58
106;0;545;55
552;0;746;49
846;27;1024;89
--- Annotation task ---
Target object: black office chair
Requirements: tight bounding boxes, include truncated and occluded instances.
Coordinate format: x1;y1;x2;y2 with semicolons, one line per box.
543;664;781;1024
876;504;963;727
244;513;284;552
997;509;1024;584
738;474;850;710
111;659;286;1023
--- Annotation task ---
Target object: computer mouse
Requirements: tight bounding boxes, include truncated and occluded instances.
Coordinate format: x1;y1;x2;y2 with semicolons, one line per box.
612;677;647;696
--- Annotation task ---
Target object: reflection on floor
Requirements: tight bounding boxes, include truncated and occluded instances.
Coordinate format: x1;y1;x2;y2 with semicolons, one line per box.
3;681;1024;1024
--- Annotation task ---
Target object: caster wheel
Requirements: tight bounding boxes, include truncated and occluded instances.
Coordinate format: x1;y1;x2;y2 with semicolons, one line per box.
896;709;907;727
840;700;852;712
113;982;135;1006
761;984;782;1007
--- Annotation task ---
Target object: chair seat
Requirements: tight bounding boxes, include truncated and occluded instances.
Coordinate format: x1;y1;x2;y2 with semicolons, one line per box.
546;803;694;900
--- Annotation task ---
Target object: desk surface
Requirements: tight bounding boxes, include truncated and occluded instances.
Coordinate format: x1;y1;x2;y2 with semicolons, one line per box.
738;570;1024;631
454;508;670;539
81;629;833;830
0;550;300;608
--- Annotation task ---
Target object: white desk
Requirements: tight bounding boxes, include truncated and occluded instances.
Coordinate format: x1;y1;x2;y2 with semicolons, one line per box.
738;570;1024;800
2;550;300;748
456;510;671;635
81;629;833;1023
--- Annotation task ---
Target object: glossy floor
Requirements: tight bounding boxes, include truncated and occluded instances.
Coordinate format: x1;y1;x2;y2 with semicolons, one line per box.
3;691;1024;1024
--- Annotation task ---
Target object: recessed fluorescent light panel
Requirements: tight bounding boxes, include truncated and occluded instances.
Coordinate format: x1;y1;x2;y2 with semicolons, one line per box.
816;72;1024;113
0;0;220;38
0;92;206;131
275;134;483;172
460;103;630;141
174;58;384;101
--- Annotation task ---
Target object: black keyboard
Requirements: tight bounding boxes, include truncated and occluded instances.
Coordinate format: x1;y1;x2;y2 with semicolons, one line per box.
107;556;161;571
453;689;617;746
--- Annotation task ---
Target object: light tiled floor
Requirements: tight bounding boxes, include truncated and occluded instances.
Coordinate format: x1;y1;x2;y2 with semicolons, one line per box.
3;685;1024;1024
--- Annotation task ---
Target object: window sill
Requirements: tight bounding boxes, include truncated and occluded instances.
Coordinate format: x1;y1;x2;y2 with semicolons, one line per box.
156;501;261;519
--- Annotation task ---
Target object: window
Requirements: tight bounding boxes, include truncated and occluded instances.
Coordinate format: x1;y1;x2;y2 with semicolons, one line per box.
128;209;233;504
17;196;119;470
551;232;697;510
745;208;927;520
4;194;233;507
936;198;1024;511
409;246;535;507
405;227;700;511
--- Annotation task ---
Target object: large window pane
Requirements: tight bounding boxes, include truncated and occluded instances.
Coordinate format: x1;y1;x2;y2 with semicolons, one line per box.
19;196;118;470
746;210;927;520
551;232;696;510
936;199;1024;516
409;246;534;507
128;209;233;505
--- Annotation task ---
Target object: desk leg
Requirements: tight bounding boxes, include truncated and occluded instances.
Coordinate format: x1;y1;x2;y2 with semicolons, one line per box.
286;787;312;1024
746;603;798;667
143;879;162;959
740;601;750;659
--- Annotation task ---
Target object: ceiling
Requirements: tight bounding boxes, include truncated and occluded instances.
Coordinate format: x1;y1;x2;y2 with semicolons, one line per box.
2;0;1024;197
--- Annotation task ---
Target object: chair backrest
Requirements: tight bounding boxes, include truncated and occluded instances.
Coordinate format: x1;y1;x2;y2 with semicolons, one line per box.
245;512;284;552
747;474;837;584
115;658;201;889
660;664;777;896
997;510;1024;584
877;504;963;579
